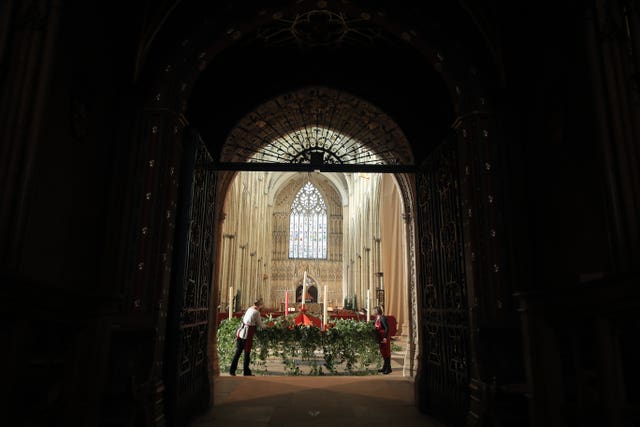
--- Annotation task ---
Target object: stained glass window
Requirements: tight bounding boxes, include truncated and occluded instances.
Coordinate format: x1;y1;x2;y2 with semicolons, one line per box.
289;182;327;259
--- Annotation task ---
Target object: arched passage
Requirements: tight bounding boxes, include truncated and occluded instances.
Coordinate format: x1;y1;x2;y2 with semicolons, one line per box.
6;2;638;427
212;86;421;383
127;2;513;426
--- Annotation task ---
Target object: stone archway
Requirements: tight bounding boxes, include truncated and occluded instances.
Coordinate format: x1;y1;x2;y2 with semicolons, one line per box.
212;86;423;382
126;3;512;426
221;86;414;166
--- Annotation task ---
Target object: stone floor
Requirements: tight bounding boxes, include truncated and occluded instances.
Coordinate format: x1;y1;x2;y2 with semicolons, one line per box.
190;336;447;427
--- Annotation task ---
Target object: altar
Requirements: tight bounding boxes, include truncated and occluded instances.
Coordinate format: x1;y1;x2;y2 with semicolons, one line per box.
279;302;323;314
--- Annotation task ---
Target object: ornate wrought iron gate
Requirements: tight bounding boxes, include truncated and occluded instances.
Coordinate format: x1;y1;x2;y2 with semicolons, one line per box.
416;138;470;424
165;132;217;426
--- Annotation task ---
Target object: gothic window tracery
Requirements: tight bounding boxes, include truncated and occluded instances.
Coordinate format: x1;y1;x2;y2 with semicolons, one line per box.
289;181;327;259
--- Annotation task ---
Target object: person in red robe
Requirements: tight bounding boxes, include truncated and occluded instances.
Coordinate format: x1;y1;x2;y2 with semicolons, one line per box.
373;306;392;374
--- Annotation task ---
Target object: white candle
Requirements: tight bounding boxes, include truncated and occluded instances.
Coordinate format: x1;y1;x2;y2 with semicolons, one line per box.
228;286;233;320
302;271;307;309
323;285;328;330
285;290;289;314
366;289;370;321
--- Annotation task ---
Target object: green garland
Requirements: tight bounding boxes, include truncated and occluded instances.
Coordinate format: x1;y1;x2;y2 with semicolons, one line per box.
217;315;382;375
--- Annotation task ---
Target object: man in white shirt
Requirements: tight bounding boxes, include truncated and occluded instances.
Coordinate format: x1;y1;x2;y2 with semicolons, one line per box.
229;298;264;376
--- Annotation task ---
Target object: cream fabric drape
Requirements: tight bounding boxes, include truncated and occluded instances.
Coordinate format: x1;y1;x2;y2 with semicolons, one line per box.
380;174;408;336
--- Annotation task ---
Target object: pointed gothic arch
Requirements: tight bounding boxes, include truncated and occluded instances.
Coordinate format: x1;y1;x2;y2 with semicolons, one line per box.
129;3;509;427
222;87;414;166
213;86;424;380
295;273;319;303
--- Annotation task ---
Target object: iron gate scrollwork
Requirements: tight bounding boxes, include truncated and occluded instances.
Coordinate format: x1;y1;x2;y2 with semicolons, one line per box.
165;131;216;426
416;138;470;425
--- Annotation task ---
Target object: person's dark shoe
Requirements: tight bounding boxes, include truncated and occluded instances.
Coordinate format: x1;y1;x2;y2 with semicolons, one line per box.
229;371;236;376
243;372;254;376
382;358;392;374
